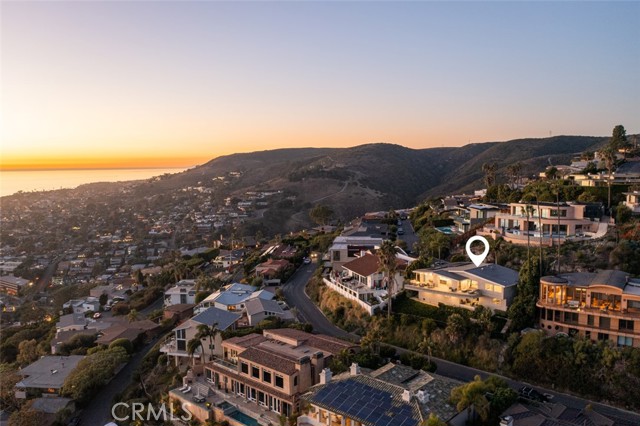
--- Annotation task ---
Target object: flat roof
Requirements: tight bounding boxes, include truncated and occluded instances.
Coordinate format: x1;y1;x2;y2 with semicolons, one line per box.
17;356;84;389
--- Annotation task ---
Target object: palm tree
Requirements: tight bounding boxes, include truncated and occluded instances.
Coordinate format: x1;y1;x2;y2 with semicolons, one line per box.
450;375;491;422
601;147;617;210
187;337;202;365
377;240;398;319
520;204;534;265
482;162;498;188
195;323;220;361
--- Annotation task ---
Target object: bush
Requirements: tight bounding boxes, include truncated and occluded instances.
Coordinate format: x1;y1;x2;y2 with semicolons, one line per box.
109;338;134;354
111;303;131;316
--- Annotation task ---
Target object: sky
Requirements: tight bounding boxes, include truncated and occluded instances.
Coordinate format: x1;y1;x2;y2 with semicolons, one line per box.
1;1;639;170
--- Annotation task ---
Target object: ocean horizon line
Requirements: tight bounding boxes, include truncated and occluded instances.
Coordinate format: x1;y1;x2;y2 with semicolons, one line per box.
0;165;196;172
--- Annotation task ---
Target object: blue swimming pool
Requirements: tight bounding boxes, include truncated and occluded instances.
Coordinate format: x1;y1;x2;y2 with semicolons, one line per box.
228;411;258;426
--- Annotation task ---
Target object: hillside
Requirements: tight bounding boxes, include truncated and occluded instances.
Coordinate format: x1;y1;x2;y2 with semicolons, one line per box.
139;135;607;229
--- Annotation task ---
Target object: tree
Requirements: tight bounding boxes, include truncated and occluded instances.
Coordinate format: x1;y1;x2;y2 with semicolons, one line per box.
99;293;108;306
195;323;220;361
8;407;41;426
601;147;617;210
506;162;523;188
482;162;498;188
187;337;202;365
422;413;447;426
609;124;628;152
445;314;467;345
378;240;399;319
309;205;334;226
545;166;559;180
127;308;139;323
616;204;632;225
16;339;39;366
450;375;491;422
520;204;534;265
109;338;134;354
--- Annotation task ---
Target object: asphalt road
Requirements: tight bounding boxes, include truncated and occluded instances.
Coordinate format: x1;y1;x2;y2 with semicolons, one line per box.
283;262;640;425
282;262;358;342
78;334;166;425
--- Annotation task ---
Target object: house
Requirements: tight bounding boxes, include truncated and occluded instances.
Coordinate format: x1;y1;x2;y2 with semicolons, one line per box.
0;275;31;295
160;307;241;368
56;313;90;332
63;297;100;314
51;329;98;354
624;190;640;214
255;259;291;282
407;263;519;312
243;298;294;327
15;355;85;399
29;397;75;426
168;329;358;423
328;236;383;272
478;201;606;246
500;402;621;426
163;303;195;323
324;252;410;315
96;319;161;346
198;283;273;313
299;362;464;426
165;279;197;306
570;158;640;187
537;270;640;347
213;249;245;269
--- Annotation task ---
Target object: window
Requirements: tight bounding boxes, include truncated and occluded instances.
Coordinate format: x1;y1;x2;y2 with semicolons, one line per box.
597;332;609;341
332;251;340;261
275;375;284;389
241;362;249;374
176;329;186;339
177;340;186;351
600;317;611;330
619;319;635;331
587;315;594;326
564;312;578;324
617;336;633;347
263;370;272;383
252;366;260;379
293;376;298;386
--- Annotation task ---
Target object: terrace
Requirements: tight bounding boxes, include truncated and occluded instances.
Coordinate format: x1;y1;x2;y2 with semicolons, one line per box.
169;377;280;426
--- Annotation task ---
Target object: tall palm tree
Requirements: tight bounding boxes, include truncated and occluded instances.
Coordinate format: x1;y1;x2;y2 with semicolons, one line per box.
601;148;617;210
127;308;139;323
187;337;201;365
195;323;220;361
450;375;491;422
378;240;398;319
482;162;498;188
520;204;534;265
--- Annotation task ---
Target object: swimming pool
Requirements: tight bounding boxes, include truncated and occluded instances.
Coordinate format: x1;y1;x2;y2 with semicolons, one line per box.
228;411;258;426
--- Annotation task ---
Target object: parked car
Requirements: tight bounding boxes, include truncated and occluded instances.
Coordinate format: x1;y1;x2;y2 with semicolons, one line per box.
93;312;102;319
303;257;311;264
519;386;548;402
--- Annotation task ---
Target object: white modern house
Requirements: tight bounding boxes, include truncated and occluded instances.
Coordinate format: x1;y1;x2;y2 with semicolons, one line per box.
624;191;640;214
160;307;241;368
196;283;273;313
406;263;519;312
165;279;197;306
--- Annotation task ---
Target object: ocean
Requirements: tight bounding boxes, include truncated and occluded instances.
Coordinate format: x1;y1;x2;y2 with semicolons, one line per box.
0;167;189;197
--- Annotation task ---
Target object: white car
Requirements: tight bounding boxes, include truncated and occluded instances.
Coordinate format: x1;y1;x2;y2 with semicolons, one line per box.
303;257;311;264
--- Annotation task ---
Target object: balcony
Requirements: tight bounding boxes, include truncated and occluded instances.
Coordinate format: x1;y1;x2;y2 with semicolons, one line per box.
537;300;640;319
160;337;201;358
406;282;482;298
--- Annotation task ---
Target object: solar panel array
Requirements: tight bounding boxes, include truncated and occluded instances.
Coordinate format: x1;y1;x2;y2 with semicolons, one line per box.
311;379;419;426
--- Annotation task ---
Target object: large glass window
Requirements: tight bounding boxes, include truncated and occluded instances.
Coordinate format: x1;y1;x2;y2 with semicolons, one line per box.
591;293;621;311
600;317;611;330
252;366;260;379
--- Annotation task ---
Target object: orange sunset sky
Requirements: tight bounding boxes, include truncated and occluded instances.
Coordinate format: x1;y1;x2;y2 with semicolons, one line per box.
2;2;638;170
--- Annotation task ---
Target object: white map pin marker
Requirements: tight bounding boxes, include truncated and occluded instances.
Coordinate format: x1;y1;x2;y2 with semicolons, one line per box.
465;235;490;267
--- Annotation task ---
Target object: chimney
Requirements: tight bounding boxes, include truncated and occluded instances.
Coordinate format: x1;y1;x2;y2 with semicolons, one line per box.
319;368;332;385
350;363;361;376
402;389;411;402
499;416;514;426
